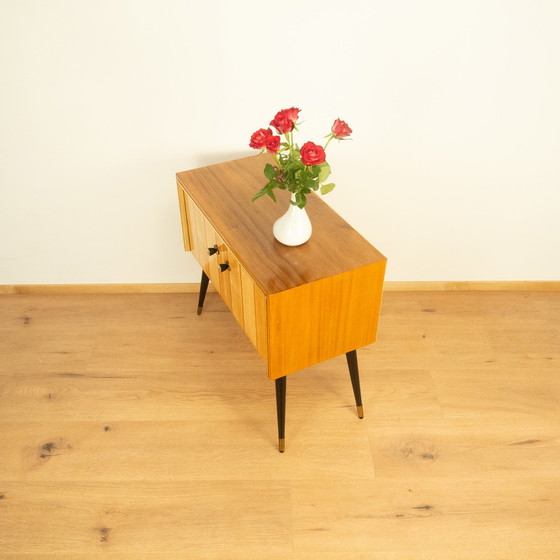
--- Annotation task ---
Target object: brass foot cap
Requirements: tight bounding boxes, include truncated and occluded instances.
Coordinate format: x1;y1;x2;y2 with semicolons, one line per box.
197;306;203;315
357;405;364;419
278;438;285;453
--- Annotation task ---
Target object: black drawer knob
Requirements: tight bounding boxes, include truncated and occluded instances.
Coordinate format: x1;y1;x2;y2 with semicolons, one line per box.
207;245;219;256
219;262;231;272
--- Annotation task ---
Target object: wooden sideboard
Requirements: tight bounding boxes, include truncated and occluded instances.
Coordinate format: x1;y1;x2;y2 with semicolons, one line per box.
176;154;386;451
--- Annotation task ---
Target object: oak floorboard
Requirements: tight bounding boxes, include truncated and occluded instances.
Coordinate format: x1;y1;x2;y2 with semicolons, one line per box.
291;477;560;558
0;419;374;481
431;367;560;424
0;481;292;556
368;417;560;479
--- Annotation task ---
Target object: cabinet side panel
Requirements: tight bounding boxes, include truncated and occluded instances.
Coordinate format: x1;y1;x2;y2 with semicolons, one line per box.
267;261;386;380
176;183;192;251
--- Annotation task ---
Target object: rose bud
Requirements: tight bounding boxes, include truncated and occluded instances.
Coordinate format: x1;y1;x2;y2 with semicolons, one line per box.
331;118;352;139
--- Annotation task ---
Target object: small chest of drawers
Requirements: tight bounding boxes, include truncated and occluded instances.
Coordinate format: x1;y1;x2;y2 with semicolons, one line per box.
177;154;386;451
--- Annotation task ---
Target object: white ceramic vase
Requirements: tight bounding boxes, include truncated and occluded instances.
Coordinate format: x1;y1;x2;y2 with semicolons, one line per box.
273;194;312;246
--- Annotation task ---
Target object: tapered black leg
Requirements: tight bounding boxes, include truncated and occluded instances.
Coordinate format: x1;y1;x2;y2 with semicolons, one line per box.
197;270;210;315
346;350;364;418
275;376;287;452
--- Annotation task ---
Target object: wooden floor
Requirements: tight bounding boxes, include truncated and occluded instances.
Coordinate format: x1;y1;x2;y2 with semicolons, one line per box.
0;291;559;559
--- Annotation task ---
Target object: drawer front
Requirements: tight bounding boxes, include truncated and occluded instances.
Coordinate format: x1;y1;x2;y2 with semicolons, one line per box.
183;191;268;361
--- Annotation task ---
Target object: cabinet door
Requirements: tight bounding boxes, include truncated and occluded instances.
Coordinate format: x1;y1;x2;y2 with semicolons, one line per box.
213;232;231;309
186;194;210;276
225;250;244;330
204;219;222;294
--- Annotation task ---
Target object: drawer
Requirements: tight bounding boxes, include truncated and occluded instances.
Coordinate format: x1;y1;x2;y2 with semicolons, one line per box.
180;188;268;361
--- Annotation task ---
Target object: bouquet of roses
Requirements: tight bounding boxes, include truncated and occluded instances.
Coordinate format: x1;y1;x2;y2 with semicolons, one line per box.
249;107;352;209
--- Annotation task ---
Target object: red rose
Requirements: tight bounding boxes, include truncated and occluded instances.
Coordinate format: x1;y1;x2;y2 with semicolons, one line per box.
265;134;281;154
283;107;300;122
331;118;352;139
249;128;272;149
300;141;326;166
270;107;300;134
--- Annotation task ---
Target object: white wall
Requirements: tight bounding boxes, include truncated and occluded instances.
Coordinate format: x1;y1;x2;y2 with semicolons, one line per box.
1;0;559;284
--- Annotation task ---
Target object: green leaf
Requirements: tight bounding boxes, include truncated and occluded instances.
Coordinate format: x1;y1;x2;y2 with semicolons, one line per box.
303;178;316;190
287;159;304;173
253;179;281;203
295;191;307;208
264;163;277;180
317;163;331;183
252;185;269;201
320;182;335;195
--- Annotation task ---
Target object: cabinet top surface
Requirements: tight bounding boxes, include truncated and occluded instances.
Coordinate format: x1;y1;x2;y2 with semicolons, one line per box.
177;154;386;295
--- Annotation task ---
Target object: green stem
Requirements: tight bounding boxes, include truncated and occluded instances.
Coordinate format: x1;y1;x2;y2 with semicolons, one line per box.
324;134;335;151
